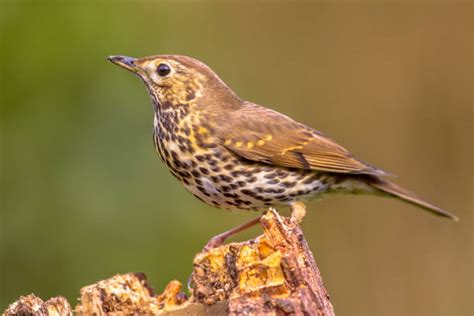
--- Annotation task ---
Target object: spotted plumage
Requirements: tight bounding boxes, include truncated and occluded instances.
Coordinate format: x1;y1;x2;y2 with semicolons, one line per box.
108;54;458;247
151;95;330;211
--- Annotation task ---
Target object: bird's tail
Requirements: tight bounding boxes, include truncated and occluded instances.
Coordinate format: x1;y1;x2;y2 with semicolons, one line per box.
369;178;459;221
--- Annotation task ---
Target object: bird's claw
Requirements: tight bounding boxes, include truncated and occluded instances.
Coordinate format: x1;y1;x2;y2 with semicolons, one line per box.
202;235;226;252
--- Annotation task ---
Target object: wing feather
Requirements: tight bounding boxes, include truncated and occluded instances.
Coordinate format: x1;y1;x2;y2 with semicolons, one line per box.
216;102;387;175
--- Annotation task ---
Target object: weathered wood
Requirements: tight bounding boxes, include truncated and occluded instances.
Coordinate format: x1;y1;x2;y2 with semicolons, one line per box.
75;273;187;315
3;209;334;316
2;294;71;316
191;209;334;315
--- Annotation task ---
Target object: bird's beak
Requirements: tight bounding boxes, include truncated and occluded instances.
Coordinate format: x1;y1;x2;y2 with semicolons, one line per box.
107;55;139;73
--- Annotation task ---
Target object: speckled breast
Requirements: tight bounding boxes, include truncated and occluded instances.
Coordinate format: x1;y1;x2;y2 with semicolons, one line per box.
152;111;332;211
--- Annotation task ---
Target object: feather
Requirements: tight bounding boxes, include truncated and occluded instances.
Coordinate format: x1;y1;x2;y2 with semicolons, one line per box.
369;178;459;221
217;102;387;175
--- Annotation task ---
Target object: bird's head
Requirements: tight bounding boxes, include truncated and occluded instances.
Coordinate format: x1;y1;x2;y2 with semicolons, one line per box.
108;54;240;111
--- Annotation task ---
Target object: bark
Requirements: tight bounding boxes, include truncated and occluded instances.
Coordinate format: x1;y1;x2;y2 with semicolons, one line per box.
3;209;334;316
2;295;71;316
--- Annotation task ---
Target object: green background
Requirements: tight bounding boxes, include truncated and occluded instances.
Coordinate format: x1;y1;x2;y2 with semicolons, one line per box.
1;1;472;315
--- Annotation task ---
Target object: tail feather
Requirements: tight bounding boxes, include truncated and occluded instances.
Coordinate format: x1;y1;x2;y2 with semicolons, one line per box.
370;178;459;221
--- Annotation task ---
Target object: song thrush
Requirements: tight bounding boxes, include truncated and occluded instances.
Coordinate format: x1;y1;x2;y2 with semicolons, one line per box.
108;54;457;249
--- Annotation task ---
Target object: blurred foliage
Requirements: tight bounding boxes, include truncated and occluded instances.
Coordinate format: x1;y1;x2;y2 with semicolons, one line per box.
0;1;472;315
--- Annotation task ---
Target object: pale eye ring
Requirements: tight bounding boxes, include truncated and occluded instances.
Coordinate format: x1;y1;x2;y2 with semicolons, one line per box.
157;63;171;77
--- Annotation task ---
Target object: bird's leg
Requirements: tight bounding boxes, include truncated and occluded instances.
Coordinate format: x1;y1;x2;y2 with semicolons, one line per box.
202;215;262;252
290;201;307;223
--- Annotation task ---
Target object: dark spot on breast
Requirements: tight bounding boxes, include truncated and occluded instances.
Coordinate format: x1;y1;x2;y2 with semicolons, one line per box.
179;144;188;153
264;173;277;179
182;161;192;170
187;146;196;155
234;199;244;205
223;192;238;198
177;135;185;144
182;126;191;136
173;159;184;169
266;179;279;185
242;171;253;177
247;176;257;183
280;181;297;188
208;159;218;166
170;134;178;144
224;164;234;171
170;150;179;160
241;189;254;196
231;170;241;177
199;167;209;175
196;185;210;197
219;175;233;182
276;170;289;178
177;171;190;178
265;188;285;194
221;185;231;192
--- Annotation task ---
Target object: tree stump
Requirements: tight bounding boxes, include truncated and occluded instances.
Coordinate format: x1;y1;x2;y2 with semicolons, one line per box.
3;209;335;316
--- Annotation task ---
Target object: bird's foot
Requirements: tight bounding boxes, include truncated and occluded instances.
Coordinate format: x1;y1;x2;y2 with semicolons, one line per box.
200;215;262;252
290;201;307;224
202;234;227;252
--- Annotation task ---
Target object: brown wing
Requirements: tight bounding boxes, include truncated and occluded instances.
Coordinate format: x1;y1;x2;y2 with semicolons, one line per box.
216;102;387;175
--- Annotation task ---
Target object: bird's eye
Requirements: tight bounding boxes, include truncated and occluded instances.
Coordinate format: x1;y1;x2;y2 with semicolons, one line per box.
157;63;171;77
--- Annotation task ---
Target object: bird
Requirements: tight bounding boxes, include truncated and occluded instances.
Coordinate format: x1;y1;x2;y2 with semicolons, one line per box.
107;54;458;249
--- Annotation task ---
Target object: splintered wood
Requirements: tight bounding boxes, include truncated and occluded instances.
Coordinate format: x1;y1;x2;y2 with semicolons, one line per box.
192;209;334;315
3;209;334;316
75;273;187;315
